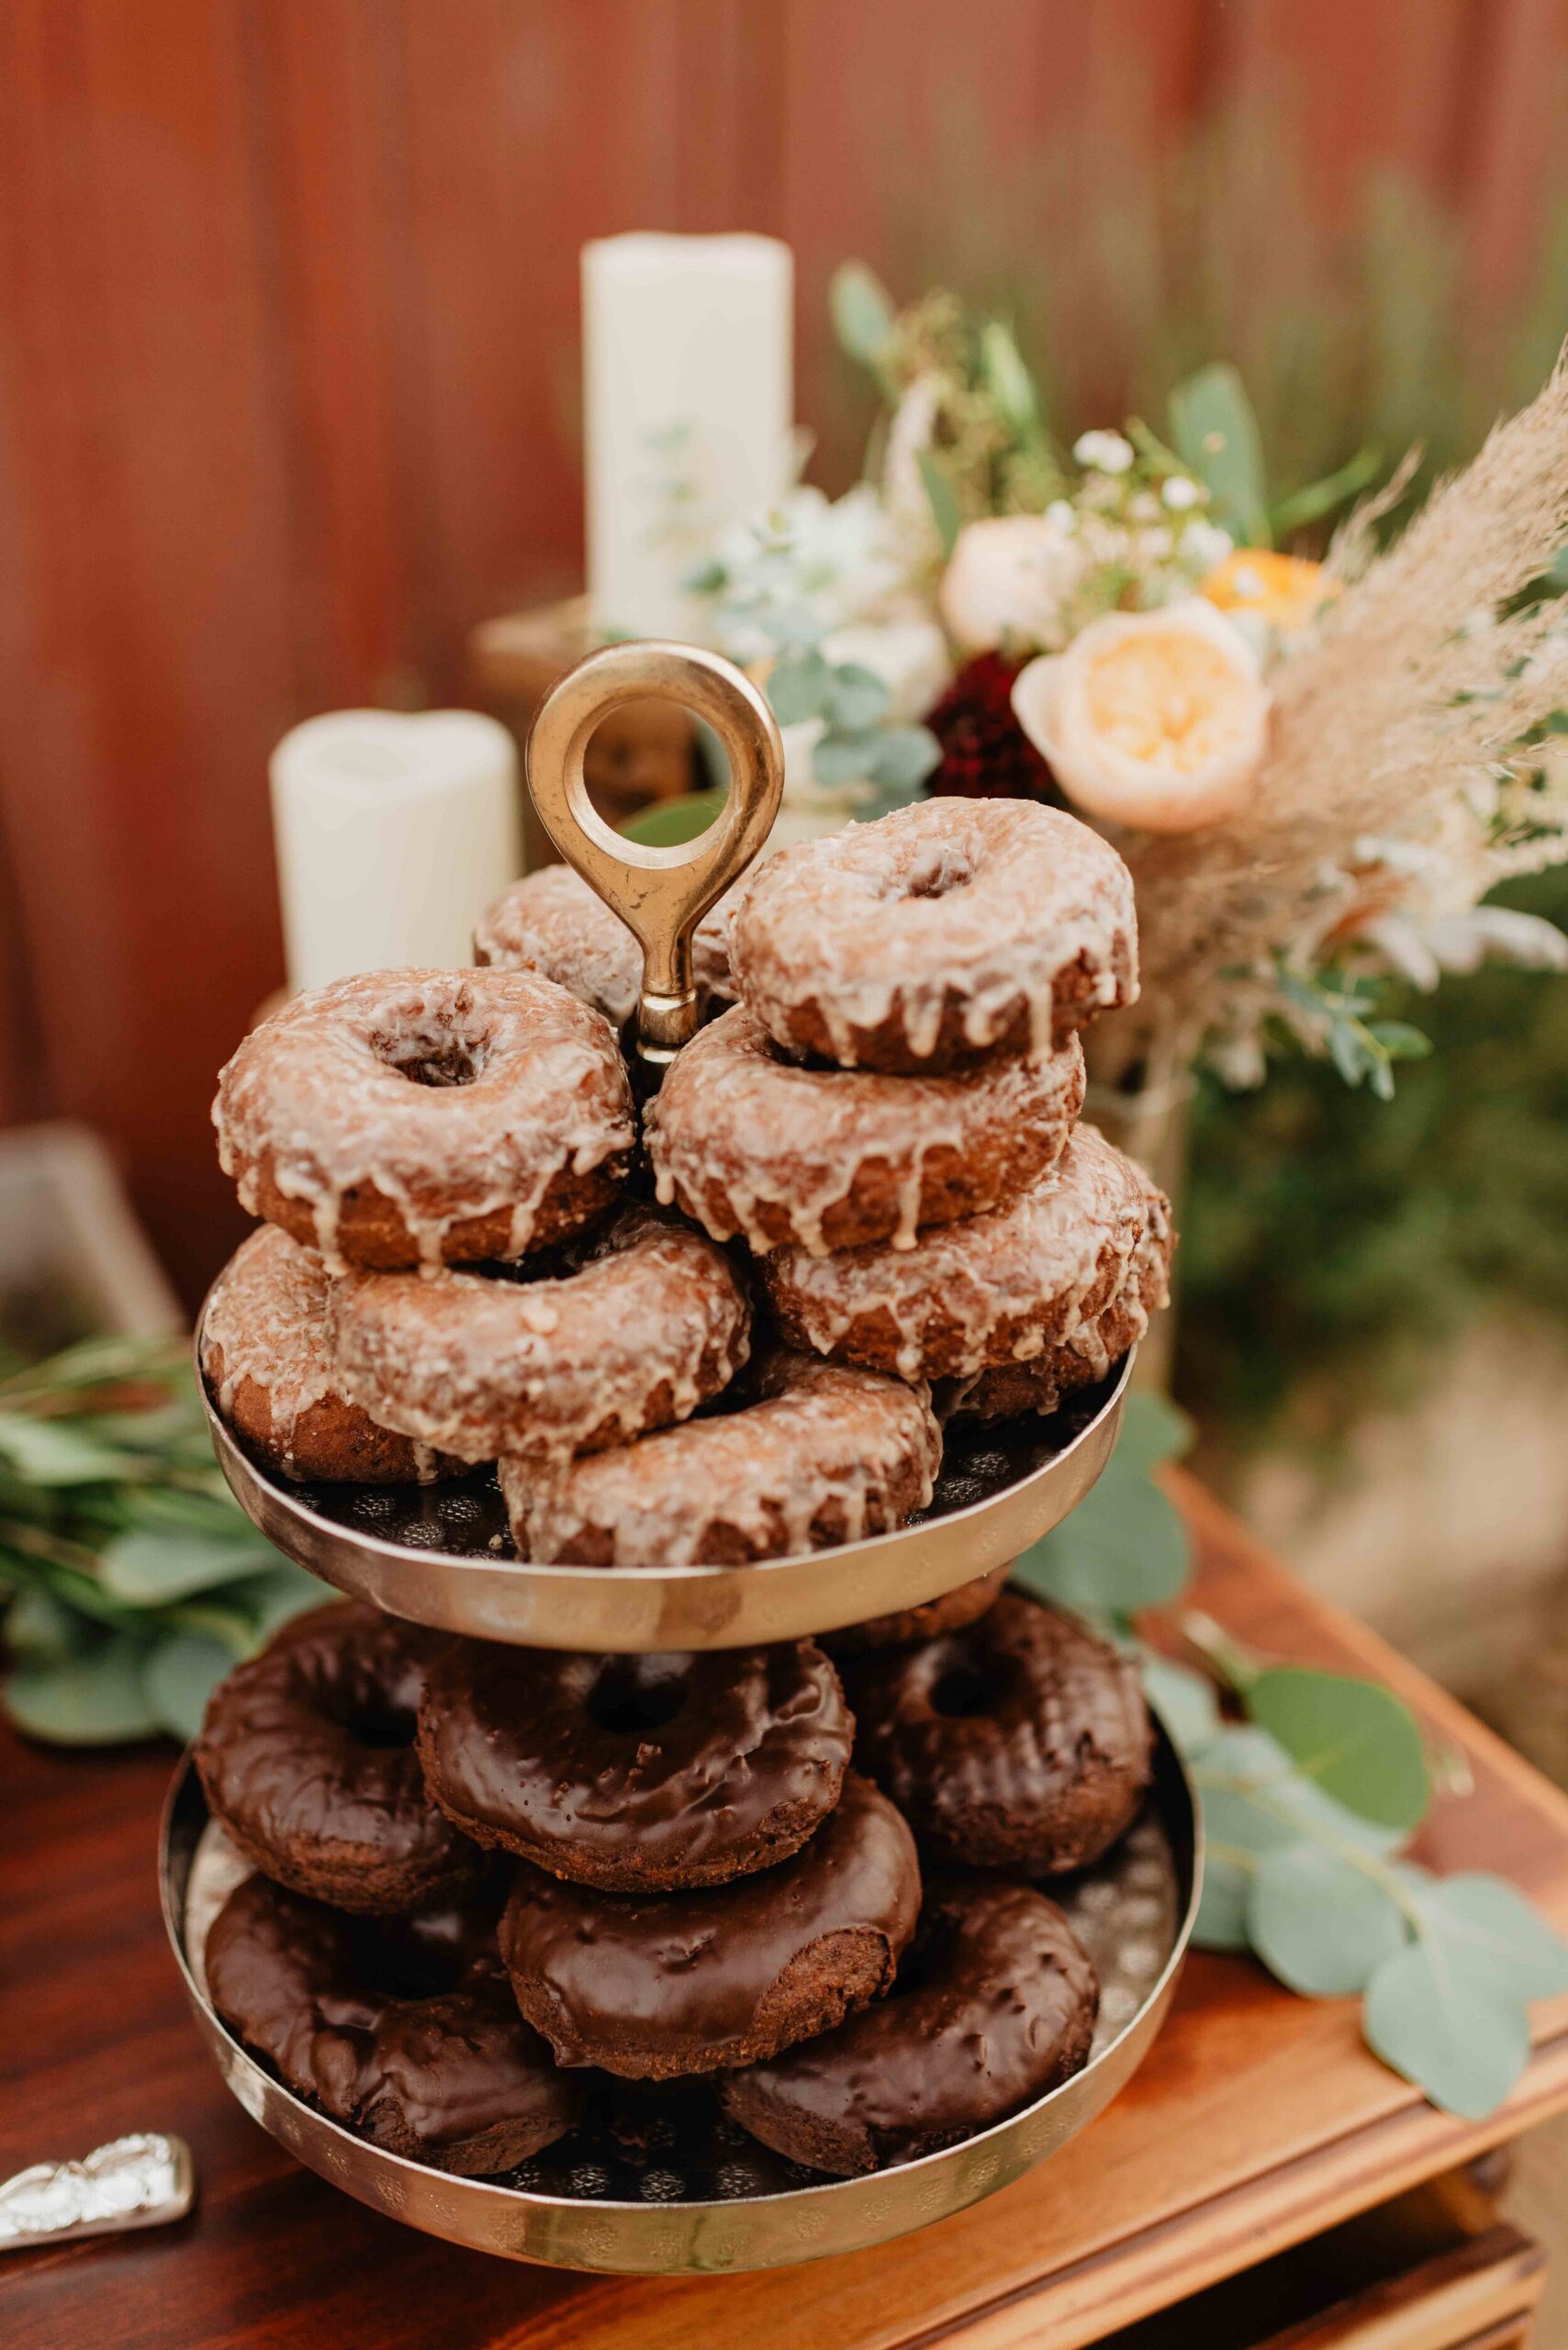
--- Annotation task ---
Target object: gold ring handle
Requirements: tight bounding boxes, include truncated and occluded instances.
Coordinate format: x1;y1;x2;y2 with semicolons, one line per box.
525;642;784;1065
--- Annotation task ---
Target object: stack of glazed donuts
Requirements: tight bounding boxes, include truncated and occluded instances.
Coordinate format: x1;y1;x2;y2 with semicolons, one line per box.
194;792;1175;2186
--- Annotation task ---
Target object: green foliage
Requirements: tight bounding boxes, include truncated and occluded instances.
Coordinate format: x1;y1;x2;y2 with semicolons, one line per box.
1247;1665;1429;1830
1177;867;1568;1449
829;262;899;388
1274;967;1432;1102
0;1335;319;1744
1168;363;1270;545
1012;1392;1193;1614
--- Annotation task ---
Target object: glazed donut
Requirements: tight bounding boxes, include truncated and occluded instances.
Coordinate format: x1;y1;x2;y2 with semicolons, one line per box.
213;968;633;1272
498;1773;920;2079
644;1005;1085;1256
500;1349;942;1567
206;1872;579;2175
723;1879;1097;2175
730;799;1137;1072
938;1176;1173;1422
196;1602;476;1913
200;1225;455;1484
763;1125;1150;1382
474;864;736;1029
823;1566;1009;1657
846;1591;1152;1873
417;1639;853;1889
327;1205;750;1466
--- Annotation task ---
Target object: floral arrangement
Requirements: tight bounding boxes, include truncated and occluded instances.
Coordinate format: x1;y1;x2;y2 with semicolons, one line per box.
680;263;1568;1101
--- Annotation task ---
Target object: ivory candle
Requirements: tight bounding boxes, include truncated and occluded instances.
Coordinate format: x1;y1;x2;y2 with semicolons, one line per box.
583;232;792;641
270;711;521;994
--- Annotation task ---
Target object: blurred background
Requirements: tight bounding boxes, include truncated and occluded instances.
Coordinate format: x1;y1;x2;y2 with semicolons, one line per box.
4;0;1568;1735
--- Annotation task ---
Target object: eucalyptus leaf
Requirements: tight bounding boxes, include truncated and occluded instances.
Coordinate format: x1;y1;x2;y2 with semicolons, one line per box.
1114;1391;1195;1475
1193;1851;1252;1951
5;1635;161;1745
100;1528;276;1605
619;789;726;847
141;1632;236;1742
1249;1843;1408;1997
4;1585;93;1664
0;1415;136;1485
1140;1651;1222;1753
1363;1940;1530;2119
1248;1666;1429;1830
1413;1874;1568;2000
1014;1467;1190;1613
1268;444;1383;539
829;261;898;372
233;1561;330;1642
915;451;963;557
865;724;941;796
1168;363;1270;547
812;729;882;789
823;662;890;732
980;319;1040;438
767;647;832;724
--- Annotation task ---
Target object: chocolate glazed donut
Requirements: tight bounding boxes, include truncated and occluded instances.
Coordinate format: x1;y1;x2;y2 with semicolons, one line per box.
498;1774;920;2080
846;1592;1152;1874
206;1872;579;2176
723;1879;1099;2175
418;1640;853;1889
196;1602;476;1914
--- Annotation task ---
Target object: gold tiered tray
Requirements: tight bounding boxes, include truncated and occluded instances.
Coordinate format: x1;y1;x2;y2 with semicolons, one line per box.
178;642;1195;2271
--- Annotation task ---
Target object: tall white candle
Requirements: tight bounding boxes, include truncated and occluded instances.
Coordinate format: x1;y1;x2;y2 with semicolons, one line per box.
270;711;521;994
584;232;792;641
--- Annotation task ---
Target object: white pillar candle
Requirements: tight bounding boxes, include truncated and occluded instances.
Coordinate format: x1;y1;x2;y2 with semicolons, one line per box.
270;711;521;994
583;232;792;641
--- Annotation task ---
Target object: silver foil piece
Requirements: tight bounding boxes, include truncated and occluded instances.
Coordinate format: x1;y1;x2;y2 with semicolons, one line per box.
0;2132;195;2251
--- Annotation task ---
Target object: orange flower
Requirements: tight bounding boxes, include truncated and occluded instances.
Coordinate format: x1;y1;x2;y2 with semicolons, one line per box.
1202;549;1338;632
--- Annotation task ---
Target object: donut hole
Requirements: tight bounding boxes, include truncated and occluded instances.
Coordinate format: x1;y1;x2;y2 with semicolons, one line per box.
370;1018;491;1089
348;1698;420;1751
929;1661;999;1719
892;846;977;903
587;1660;689;1738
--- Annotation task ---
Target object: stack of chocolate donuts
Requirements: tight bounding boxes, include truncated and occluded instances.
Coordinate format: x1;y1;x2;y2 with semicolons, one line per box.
193;793;1175;2188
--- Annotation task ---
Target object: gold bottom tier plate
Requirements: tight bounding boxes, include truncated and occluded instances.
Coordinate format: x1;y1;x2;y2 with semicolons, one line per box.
162;1718;1197;2275
199;1337;1133;1651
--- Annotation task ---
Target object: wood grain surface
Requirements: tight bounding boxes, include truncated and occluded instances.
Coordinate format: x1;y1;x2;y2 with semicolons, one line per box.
3;1472;1568;2350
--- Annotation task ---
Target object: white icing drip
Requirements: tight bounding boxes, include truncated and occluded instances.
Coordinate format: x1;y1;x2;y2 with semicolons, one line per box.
211;968;634;1274
473;864;737;1028
198;1226;348;1474
644;1006;1084;1257
764;1126;1150;1381
327;1206;751;1464
730;799;1137;1066
505;1352;941;1568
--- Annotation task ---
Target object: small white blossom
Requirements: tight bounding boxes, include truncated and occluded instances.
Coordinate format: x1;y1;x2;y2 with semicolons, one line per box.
1161;475;1203;511
1180;519;1234;571
1073;429;1135;476
1129;490;1161;523
1045;498;1077;532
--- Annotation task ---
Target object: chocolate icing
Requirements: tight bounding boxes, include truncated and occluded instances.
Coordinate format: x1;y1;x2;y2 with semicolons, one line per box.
206;1871;579;2175
498;1773;920;2079
722;1879;1099;2175
418;1639;853;1888
196;1601;476;1914
846;1592;1153;1873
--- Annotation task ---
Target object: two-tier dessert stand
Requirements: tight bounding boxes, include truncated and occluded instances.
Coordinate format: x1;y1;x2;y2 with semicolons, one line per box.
165;640;1200;2274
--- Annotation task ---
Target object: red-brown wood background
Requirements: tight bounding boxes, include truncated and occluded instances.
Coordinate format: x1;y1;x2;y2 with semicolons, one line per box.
3;0;1567;1303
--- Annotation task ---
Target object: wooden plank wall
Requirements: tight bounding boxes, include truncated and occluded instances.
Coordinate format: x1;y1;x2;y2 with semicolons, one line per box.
2;0;1565;1302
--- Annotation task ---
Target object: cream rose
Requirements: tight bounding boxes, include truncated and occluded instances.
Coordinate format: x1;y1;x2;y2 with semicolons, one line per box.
937;513;1083;655
1011;601;1270;834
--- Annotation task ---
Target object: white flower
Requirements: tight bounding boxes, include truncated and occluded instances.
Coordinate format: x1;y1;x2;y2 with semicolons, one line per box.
937;512;1085;655
1012;600;1271;833
1180;519;1234;571
1161;476;1204;511
1045;499;1077;532
1073;429;1135;476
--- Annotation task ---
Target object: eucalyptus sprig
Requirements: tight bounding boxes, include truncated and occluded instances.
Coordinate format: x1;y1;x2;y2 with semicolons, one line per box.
0;1334;319;1744
1274;963;1433;1099
1014;1390;1568;2119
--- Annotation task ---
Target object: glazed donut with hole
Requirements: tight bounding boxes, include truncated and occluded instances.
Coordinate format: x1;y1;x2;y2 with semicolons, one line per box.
474;863;737;1030
644;1004;1085;1256
417;1639;853;1889
846;1590;1152;1874
201;1224;456;1483
938;1173;1173;1423
213;968;633;1273
499;1348;942;1567
327;1205;750;1465
196;1601;476;1914
729;797;1137;1072
762;1125;1151;1383
723;1878;1098;2175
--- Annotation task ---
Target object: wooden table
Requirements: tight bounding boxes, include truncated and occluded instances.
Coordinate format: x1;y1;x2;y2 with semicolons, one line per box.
5;1476;1568;2350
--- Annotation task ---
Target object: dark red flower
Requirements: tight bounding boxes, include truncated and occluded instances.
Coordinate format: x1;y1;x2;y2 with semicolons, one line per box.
924;652;1053;800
